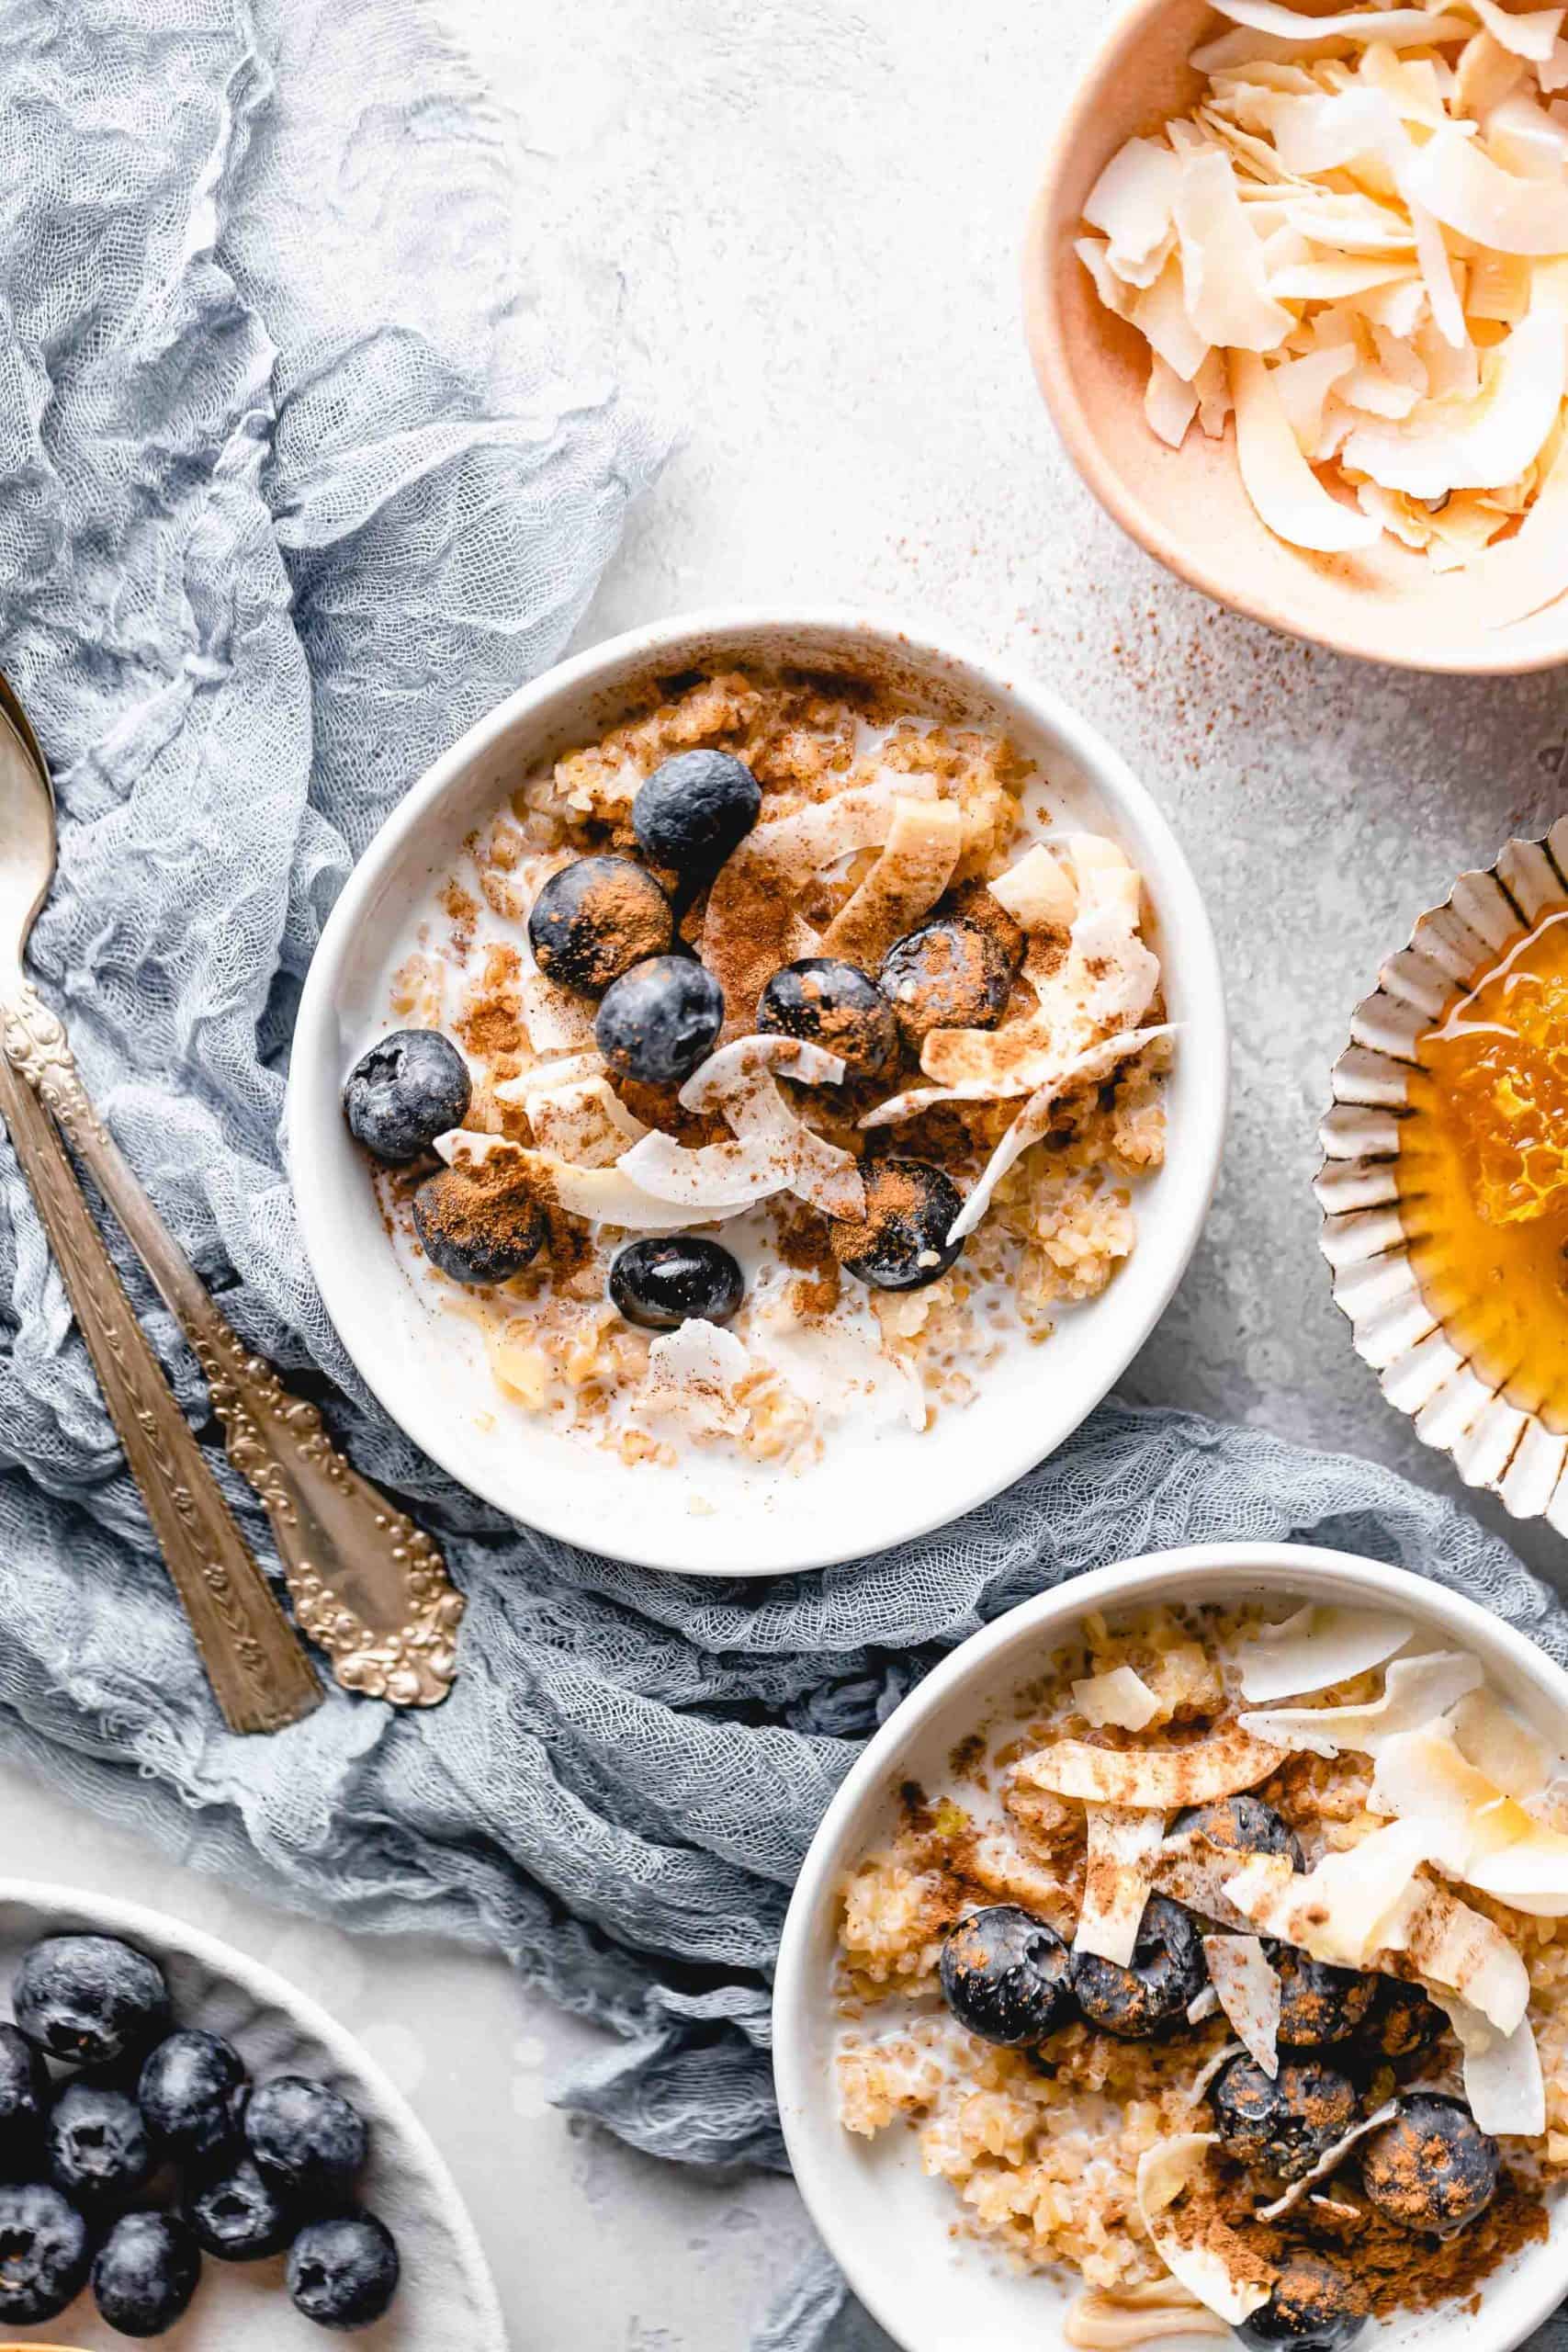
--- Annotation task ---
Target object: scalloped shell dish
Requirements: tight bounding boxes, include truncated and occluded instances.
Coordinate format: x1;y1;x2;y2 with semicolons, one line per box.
1317;821;1568;1527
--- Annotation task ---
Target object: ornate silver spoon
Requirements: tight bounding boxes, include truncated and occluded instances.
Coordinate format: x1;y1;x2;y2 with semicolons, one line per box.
0;683;464;1713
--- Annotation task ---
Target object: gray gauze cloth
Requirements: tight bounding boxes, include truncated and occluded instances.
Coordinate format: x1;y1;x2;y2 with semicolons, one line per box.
1;9;1566;2352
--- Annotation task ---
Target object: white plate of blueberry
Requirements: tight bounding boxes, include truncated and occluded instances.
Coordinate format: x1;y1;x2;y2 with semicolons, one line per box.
0;1883;503;2346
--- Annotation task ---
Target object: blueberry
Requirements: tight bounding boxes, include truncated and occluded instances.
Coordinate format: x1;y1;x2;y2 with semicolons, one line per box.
0;2180;90;2321
1359;2093;1499;2236
288;2211;400;2331
186;2155;295;2260
829;1157;964;1291
15;1935;170;2070
342;1029;470;1165
594;954;724;1085
633;750;761;876
47;2075;153;2207
1269;1943;1378;2047
1210;2052;1359;2181
756;958;897;1080
245;2075;368;2205
528;855;672;994
0;2026;48;2169
140;2030;249;2165
609;1238;744;1329
1172;1796;1304;1871
1365;1978;1445;2064
880;917;1014;1051
1072;1895;1206;2039
1237;2254;1369;2352
412;1162;547;1285
91;2211;201;2337
938;1907;1075;2048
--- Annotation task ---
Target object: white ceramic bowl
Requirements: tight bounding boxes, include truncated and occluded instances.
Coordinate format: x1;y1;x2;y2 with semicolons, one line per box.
773;1542;1568;2352
0;1880;503;2348
288;610;1227;1576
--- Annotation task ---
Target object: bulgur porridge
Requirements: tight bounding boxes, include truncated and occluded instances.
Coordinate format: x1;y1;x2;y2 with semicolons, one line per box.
833;1597;1568;2348
340;668;1173;1470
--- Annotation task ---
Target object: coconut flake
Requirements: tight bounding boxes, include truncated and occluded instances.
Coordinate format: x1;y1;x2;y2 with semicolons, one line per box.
1135;2138;1273;2325
1073;1664;1163;1731
1077;1806;1166;1965
1483;406;1568;622
519;971;597;1052
1202;1936;1281;2076
1238;1651;1485;1756
1176;152;1297;349
1255;2103;1399;2221
1187;2037;1247;2099
1084;138;1185;282
678;1035;865;1219
1450;1688;1552;1798
1188;1985;1224;2025
516;1074;649;1167
942;1023;1176;1240
1206;1;1475;45
1472;0;1565;63
1232;351;1383;550
500;1145;761;1232
1427;1993;1546;2132
1014;1729;1284;1809
1392;1883;1531;2030
617;1128;797;1210
987;843;1078;933
1345;300;1566;496
1224;1823;1438;1967
819;797;962;967
1402;119;1568;248
640;1320;751;1439
1235;1604;1415;1702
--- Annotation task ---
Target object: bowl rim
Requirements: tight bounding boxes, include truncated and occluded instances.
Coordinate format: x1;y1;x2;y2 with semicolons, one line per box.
287;604;1230;1575
1021;0;1568;680
773;1538;1568;2352
0;1873;507;2348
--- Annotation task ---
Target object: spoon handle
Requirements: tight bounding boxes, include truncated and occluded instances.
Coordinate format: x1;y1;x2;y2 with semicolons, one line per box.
0;1046;321;1735
1;983;465;1709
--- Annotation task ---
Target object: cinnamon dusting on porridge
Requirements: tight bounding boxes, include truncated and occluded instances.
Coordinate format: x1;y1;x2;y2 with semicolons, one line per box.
342;669;1173;1465
832;1599;1568;2345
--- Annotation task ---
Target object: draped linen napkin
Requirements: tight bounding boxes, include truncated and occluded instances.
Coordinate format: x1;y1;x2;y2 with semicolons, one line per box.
1;8;1565;2352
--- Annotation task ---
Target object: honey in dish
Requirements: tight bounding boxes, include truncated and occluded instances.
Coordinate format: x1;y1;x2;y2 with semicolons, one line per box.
1397;906;1568;1431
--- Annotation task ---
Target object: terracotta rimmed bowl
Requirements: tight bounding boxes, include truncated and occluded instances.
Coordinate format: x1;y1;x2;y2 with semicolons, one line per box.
287;608;1228;1577
774;1541;1568;2352
1023;0;1568;676
1317;819;1568;1524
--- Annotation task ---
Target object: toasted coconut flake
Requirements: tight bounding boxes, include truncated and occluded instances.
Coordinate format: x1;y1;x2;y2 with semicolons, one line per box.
1256;2104;1399;2221
1232;351;1383;549
987;843;1078;933
820;797;962;967
1449;1688;1552;1799
1074;1664;1163;1731
1134;2137;1273;2325
1077;1806;1166;1965
1066;2286;1229;2348
1427;1993;1546;2133
641;1319;750;1439
497;1144;760;1231
1084;137;1185;280
1224;1823;1438;1967
1472;0;1565;63
1156;1835;1261;1932
1187;2038;1247;2100
1176;151;1297;349
678;1034;865;1219
1344;300;1566;496
1015;1729;1284;1808
1146;359;1203;447
1203;1936;1281;2076
1390;1882;1531;2030
942;1023;1176;1240
519;970;597;1051
1188;1984;1224;2024
1207;1;1473;43
1402;120;1568;248
1237;1651;1485;1756
516;1074;650;1167
617;1128;797;1210
1234;1603;1415;1702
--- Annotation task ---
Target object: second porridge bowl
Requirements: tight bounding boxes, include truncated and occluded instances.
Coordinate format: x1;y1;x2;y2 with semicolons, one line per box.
288;611;1225;1574
774;1543;1568;2352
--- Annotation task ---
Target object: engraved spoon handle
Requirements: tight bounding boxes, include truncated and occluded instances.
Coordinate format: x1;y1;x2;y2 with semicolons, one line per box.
1;982;465;1708
0;1047;321;1735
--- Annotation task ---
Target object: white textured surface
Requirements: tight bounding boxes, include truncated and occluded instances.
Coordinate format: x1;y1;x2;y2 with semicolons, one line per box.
28;1;1568;2347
